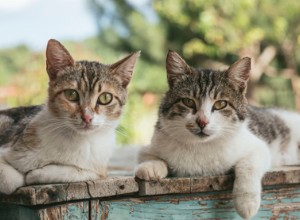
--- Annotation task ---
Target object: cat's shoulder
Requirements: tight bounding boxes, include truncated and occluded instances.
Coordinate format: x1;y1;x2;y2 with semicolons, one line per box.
0;105;43;120
0;105;43;146
0;105;43;123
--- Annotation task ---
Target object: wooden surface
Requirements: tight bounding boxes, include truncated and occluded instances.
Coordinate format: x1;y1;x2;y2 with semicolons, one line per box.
138;166;300;196
96;185;300;220
1;147;300;220
0;177;138;205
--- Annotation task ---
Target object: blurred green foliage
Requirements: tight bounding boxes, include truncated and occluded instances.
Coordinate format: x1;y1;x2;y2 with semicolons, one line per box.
1;0;300;144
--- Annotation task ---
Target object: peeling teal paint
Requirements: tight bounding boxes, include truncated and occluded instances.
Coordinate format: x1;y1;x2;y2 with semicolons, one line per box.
97;186;300;220
63;202;89;220
1;185;300;219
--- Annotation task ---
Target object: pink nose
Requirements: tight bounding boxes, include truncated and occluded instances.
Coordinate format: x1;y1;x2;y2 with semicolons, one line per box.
82;114;93;123
197;118;209;129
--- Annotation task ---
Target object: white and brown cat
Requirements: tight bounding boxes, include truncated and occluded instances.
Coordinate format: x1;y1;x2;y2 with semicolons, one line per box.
135;51;300;219
0;39;140;194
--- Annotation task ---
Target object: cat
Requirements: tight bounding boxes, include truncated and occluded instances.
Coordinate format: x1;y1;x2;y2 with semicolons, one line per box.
0;39;140;195
135;50;300;219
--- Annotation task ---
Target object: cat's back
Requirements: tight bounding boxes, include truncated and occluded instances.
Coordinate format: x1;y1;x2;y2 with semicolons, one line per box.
0;105;42;146
246;105;300;144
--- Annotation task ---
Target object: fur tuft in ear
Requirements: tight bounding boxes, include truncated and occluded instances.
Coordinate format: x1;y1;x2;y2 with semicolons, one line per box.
226;57;251;92
110;51;140;88
46;39;74;80
166;50;192;88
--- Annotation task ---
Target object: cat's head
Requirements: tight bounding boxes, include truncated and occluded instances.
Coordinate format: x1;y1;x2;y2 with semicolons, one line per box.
158;51;250;144
45;39;140;134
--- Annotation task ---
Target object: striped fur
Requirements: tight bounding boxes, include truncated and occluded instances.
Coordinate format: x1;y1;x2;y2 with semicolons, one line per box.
0;39;140;195
135;51;300;219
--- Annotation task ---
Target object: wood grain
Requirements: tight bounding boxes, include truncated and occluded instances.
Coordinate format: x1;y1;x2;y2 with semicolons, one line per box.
138;166;300;196
0;177;138;205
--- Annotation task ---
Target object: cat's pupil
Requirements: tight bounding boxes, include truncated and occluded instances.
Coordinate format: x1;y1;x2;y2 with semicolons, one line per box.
98;92;113;105
64;89;79;102
213;100;227;110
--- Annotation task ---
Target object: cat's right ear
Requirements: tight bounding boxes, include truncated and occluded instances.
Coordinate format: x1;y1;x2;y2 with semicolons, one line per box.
46;39;74;80
166;50;192;88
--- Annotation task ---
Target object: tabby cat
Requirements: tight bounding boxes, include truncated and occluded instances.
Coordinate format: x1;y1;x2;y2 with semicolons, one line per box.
135;51;300;219
0;39;140;195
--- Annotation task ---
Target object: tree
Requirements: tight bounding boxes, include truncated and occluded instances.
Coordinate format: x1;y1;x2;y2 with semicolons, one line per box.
90;0;300;109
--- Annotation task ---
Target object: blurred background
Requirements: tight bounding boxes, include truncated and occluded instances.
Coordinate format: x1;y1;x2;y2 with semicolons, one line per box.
0;0;300;145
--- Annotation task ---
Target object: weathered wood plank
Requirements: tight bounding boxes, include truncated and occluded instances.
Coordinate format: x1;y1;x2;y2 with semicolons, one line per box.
138;166;300;196
0;186;37;205
38;201;89;220
86;177;138;198
96;185;300;220
0;177;138;205
191;175;234;193
138;177;191;196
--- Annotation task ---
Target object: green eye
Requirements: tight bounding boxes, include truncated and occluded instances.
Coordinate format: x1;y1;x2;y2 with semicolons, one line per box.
182;98;196;108
64;89;79;102
98;92;113;105
213;100;227;110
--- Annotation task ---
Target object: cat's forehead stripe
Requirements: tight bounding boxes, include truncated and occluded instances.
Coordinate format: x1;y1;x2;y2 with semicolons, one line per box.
196;70;216;98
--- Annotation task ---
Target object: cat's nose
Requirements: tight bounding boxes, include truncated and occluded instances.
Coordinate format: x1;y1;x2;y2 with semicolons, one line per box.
196;118;209;129
82;114;94;123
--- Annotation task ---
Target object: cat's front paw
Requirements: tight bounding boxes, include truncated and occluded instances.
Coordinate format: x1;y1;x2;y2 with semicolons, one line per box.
233;191;260;219
26;169;44;185
0;171;25;194
135;160;168;181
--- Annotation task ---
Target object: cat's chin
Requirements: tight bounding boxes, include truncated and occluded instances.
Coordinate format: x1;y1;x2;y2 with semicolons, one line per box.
77;127;96;134
74;124;100;134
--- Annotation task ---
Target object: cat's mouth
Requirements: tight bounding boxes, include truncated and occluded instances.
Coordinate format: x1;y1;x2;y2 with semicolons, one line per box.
195;131;210;138
78;122;96;131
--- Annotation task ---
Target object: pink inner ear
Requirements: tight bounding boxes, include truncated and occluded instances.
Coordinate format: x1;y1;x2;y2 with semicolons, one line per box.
46;39;74;80
111;51;140;88
166;50;191;87
227;57;251;84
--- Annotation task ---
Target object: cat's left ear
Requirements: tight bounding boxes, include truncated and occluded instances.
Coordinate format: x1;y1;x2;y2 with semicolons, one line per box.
226;57;251;92
110;51;141;88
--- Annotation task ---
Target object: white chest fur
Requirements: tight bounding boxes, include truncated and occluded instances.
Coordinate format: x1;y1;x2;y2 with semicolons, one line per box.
6;122;116;174
152;122;269;177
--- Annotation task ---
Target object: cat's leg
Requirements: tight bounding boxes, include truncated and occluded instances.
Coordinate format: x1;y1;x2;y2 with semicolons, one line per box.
0;157;25;194
233;144;271;219
134;146;168;180
25;164;103;185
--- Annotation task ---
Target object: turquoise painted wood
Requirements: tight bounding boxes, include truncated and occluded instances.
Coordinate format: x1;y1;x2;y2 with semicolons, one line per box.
1;166;300;219
95;185;300;220
0;202;90;220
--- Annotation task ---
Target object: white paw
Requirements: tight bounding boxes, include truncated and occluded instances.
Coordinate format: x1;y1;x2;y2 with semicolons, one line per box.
26;169;44;185
135;161;168;181
0;169;25;194
233;191;260;219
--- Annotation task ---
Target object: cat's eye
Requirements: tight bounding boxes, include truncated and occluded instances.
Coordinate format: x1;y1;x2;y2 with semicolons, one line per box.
64;89;79;102
213;100;227;110
182;98;196;108
98;92;113;105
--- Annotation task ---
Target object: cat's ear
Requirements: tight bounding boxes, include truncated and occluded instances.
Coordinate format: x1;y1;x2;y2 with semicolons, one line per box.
166;50;192;88
110;51;141;88
46;39;74;80
226;57;251;92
